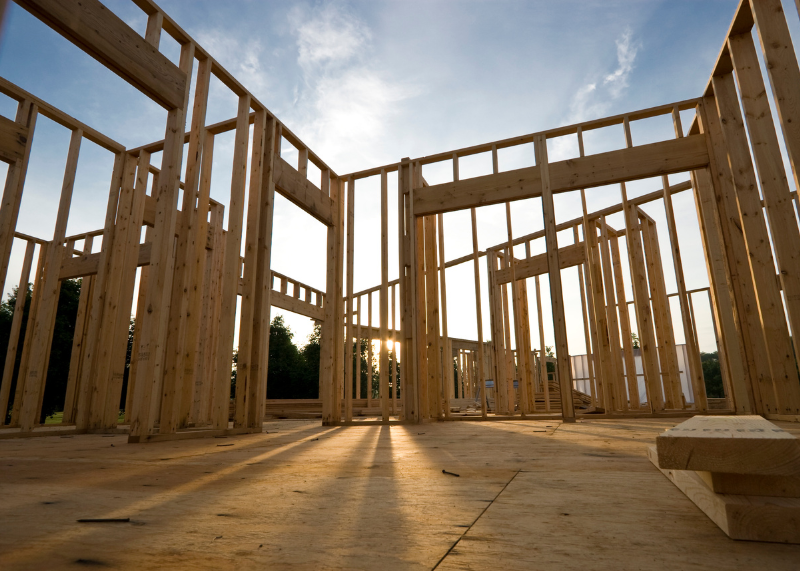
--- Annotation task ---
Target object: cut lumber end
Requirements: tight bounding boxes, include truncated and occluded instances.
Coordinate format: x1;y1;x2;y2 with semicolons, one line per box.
656;416;800;475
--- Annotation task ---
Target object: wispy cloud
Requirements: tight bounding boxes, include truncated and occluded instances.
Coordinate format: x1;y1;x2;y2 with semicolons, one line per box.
568;27;640;124
195;30;270;97
549;27;640;162
293;4;370;71
286;2;417;171
603;28;638;98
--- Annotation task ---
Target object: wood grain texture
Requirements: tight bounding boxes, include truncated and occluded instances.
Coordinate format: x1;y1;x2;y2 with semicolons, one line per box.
656;415;800;475
0;115;28;163
494;242;585;285
16;0;186;109
697;470;800;498
413;135;709;216
273;158;334;226
648;445;800;544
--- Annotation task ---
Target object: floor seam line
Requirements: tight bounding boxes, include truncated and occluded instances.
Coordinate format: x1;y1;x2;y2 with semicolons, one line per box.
431;468;521;570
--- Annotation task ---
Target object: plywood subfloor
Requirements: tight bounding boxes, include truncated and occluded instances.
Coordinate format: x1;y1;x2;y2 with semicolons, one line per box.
1;418;799;570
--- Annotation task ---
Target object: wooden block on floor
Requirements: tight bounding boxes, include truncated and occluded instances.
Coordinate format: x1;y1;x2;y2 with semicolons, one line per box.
656;415;800;475
647;446;800;544
696;471;800;498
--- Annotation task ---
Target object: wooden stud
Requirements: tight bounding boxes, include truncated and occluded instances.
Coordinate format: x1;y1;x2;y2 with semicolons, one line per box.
390;283;396;416
208;92;251;431
17;128;82;430
619;117;663;411
423;215;441;418
63;236;94;424
10;244;45;426
470;208;488;418
749;0;800;197
500;257;516;410
73;153;126;430
518;274;535;412
696;98;760;414
94;149;150;429
356;295;362;401
536;134;575;422
609;231;641;409
574;226;598;407
334;177;345;418
161;55;212;429
661;175;708;411
0;240;34;424
596;219;624;410
413;167;429;420
712;72;800;414
398;160;416;422
199;203;225;423
583;194;612;410
534;275;548;412
640;214;684;409
437;212;452;418
487;251;509;413
232;109;267;429
322;173;343;425
0;101;37;299
728;32;800;377
505;204;530;415
345;177;355;422
367;292;373;408
128;42;195;441
379;170;390;421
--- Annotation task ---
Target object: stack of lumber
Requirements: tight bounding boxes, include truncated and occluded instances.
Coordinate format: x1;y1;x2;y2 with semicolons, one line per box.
648;415;800;543
532;381;593;410
449;398;481;412
707;397;731;410
260;399;399;419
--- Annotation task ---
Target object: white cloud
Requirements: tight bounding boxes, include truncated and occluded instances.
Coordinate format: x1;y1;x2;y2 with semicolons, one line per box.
291;3;370;71
195;30;270;96
286;2;417;171
603;28;638;98
567;27;640;124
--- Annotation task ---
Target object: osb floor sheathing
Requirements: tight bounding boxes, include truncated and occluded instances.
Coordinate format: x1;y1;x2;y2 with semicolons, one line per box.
1;418;799;570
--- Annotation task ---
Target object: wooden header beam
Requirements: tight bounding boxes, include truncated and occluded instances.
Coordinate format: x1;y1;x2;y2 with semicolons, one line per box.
347;178;692;300
0;77;125;153
413;135;708;216
273;158;334;226
15;0;187;110
494;241;586;285
0;115;28;163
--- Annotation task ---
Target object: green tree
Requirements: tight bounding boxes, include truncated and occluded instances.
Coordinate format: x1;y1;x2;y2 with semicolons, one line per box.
701;351;724;398
545;345;555;373
0;279;82;423
230;349;238;399
349;338;380;399
631;332;640;349
119;318;135;411
265;316;318;399
300;324;321;394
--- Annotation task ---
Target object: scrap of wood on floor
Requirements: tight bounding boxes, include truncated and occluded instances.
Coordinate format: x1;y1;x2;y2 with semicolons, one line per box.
648;415;800;544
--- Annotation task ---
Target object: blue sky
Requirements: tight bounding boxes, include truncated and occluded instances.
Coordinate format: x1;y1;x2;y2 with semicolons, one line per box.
1;0;794;357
